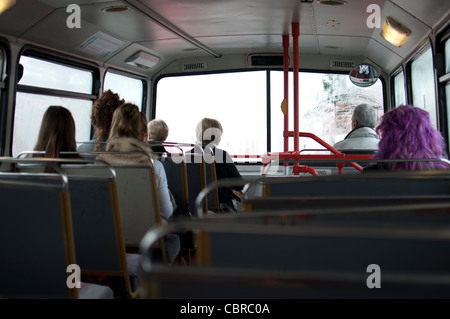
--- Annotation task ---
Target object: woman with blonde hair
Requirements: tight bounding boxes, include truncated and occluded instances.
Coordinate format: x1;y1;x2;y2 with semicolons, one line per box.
195;117;243;212
97;103;174;220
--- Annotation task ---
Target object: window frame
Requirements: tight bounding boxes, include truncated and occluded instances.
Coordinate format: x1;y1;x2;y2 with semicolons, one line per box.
152;67;386;162
436;26;450;155
103;67;148;113
0;37;10;156
391;66;406;108
12;45;101;156
407;42;439;129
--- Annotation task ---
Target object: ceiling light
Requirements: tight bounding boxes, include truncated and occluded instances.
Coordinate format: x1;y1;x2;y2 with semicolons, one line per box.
125;51;160;69
380;17;411;47
0;0;16;15
316;0;347;6
101;6;129;13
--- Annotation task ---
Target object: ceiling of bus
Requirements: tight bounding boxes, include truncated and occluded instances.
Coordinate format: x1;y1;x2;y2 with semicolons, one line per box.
0;0;449;77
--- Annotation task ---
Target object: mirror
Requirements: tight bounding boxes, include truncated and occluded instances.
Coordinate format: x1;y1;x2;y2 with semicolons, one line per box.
349;64;379;87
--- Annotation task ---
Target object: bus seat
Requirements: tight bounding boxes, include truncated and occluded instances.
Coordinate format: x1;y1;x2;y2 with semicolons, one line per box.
0;172;113;299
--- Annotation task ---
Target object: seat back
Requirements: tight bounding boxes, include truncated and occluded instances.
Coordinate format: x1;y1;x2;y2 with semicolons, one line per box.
162;157;189;219
204;160;220;211
0;172;77;299
139;216;450;299
112;165;161;247
185;153;208;215
60;164;138;298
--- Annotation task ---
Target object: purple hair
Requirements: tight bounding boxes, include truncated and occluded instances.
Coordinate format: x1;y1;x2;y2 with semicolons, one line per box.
373;105;449;171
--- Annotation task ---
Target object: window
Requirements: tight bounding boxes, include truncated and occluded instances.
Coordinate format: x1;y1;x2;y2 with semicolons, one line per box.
447;84;450;129
446;39;450;74
394;71;406;107
104;71;144;110
411;48;438;128
0;46;6;155
156;71;267;159
445;38;450;151
13;55;95;157
270;71;384;153
155;70;384;160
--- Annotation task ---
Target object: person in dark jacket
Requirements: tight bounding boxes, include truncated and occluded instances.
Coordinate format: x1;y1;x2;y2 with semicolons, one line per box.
195;117;243;212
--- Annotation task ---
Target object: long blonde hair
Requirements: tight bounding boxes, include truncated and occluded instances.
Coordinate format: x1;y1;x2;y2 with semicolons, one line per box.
108;103;147;141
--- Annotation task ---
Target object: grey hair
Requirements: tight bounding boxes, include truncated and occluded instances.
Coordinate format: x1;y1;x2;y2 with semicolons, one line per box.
352;104;378;128
147;119;169;142
195;118;223;147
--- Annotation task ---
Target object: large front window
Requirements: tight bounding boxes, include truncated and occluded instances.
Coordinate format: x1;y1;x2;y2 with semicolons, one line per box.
156;70;384;160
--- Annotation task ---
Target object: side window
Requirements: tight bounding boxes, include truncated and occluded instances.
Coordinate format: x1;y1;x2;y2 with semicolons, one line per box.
103;71;144;110
445;38;450;152
13;55;95;157
393;71;406;107
0;46;6;155
446;39;450;74
411;47;438;128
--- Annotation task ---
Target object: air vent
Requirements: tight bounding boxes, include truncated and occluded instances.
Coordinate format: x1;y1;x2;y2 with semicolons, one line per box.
330;59;356;70
182;62;207;72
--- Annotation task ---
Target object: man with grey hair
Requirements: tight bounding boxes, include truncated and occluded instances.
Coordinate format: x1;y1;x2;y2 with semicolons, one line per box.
147;119;169;156
333;104;380;152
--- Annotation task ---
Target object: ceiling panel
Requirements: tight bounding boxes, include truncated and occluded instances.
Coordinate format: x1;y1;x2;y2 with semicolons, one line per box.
390;0;450;29
0;0;54;38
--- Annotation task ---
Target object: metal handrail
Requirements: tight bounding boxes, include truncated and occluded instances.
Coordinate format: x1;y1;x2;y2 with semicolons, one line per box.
15;153;117;180
0;157;71;192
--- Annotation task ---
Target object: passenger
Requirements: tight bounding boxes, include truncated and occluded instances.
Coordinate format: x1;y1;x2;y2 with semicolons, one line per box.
97;103;175;221
147;119;169;157
194;117;244;212
333;103;380;153
77;89;124;153
32;105;81;172
365;104;450;171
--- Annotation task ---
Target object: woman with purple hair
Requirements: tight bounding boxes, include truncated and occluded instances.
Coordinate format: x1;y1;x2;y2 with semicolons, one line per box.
365;104;450;171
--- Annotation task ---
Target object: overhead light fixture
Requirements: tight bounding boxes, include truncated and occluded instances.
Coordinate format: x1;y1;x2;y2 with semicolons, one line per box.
125;51;160;69
0;0;16;15
101;5;129;13
316;0;347;6
380;17;411;47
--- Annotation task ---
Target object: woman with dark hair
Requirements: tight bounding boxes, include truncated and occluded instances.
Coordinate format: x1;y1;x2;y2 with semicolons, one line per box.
366;104;450;171
78;89;124;152
33;105;80;159
32;105;81;172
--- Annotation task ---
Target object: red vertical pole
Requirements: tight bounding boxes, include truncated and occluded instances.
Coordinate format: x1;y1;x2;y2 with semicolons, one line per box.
292;22;300;174
283;34;290;153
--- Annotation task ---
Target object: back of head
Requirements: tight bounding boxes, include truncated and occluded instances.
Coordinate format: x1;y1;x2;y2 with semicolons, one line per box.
195;118;223;148
148;119;169;142
109;103;147;141
374;104;447;170
352;104;378;128
91;90;124;143
34;105;77;158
